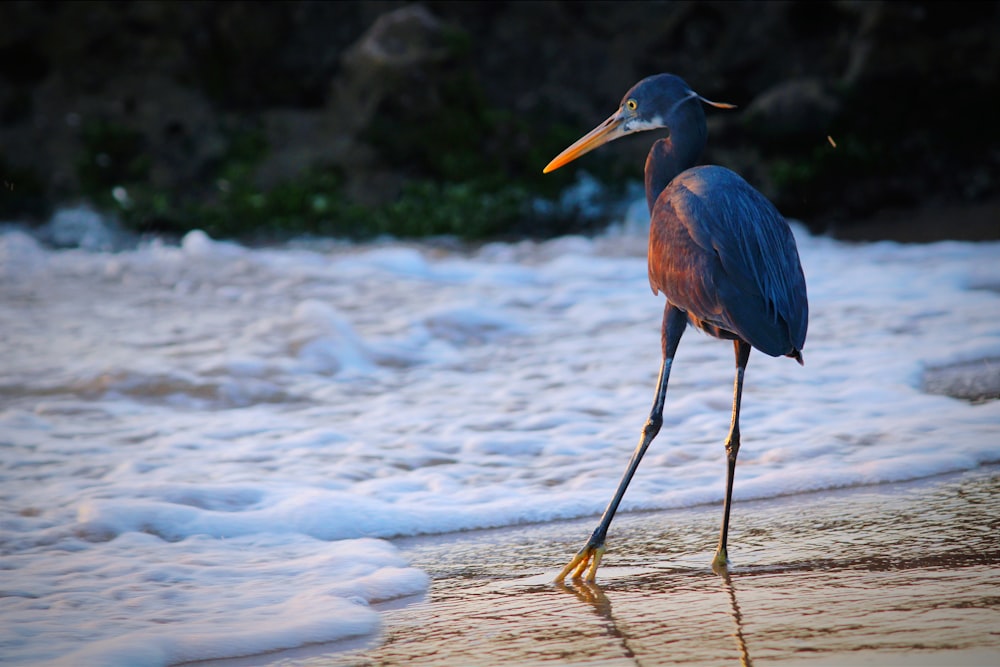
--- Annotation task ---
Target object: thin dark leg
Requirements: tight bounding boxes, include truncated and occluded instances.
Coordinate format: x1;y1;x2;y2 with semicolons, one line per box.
556;304;687;582
713;339;752;572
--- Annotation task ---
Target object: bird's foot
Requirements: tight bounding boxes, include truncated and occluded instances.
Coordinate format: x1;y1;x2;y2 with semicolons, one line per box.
711;546;729;574
554;542;606;583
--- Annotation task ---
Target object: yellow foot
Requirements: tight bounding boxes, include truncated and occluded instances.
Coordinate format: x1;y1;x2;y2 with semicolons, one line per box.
554;544;606;583
711;547;729;574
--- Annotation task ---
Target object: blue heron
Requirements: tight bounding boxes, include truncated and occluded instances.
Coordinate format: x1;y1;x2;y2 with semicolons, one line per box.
544;74;808;582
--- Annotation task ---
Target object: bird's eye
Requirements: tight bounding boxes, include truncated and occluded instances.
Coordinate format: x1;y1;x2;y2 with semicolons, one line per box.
626;99;638;111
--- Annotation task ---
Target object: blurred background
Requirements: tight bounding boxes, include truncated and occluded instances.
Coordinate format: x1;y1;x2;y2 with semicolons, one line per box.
1;0;998;243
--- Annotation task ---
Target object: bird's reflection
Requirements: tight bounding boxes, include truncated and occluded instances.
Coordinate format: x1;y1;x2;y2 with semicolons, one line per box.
555;579;634;656
555;568;753;666
555;579;612;617
719;569;754;667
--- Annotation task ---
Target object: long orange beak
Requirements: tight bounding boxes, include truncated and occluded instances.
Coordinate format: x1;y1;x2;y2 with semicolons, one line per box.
543;111;627;174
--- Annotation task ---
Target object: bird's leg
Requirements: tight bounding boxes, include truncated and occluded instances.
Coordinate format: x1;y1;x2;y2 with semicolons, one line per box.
713;339;752;572
555;305;687;583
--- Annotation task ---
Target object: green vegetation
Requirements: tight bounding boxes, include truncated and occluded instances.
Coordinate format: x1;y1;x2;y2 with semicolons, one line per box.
6;31;630;244
63;88;601;242
173;168;532;241
88;162;545;243
770;133;876;191
77;119;151;198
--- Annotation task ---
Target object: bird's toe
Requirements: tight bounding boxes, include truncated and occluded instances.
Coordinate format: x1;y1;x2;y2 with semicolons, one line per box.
555;544;606;583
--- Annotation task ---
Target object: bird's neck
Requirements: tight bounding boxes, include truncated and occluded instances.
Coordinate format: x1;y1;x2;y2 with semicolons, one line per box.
644;136;702;213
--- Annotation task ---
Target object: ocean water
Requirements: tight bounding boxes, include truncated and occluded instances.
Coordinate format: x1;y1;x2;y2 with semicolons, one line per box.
1;207;998;666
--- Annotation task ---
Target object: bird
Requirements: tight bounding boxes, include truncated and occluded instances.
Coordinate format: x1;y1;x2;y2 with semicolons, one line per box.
543;73;808;582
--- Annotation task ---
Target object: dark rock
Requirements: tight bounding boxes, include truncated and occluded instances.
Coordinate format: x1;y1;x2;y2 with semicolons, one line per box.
743;78;840;141
256;5;459;204
0;1;997;239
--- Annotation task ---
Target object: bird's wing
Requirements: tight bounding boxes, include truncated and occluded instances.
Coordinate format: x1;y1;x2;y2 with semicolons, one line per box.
657;167;808;352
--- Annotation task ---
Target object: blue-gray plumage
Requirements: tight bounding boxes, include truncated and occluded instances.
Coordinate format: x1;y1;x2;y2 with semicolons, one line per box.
652;166;807;358
544;73;808;582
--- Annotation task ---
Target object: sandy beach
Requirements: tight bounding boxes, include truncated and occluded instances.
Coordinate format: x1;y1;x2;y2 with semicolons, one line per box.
182;466;1000;667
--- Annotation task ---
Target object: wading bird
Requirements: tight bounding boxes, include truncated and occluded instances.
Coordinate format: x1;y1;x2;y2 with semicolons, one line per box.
544;74;808;582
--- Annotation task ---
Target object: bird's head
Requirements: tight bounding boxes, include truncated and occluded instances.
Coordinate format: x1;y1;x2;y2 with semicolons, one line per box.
543;74;735;174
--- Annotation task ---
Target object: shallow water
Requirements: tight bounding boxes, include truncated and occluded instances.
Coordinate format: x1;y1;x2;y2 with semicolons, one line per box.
237;469;1000;667
1;216;999;665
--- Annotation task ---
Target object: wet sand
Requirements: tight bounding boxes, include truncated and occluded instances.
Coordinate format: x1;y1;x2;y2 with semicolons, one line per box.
188;467;1000;666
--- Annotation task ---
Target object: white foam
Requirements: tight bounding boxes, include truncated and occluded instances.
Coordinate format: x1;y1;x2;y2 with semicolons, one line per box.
15;534;425;667
1;212;999;665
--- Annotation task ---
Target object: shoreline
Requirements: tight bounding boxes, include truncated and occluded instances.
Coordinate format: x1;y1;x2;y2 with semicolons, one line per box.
185;466;1000;667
